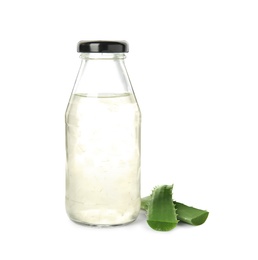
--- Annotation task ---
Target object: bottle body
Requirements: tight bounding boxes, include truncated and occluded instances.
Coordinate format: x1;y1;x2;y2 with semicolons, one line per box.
65;50;141;225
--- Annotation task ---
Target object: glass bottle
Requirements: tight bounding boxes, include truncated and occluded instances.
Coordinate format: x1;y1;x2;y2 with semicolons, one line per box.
65;41;141;226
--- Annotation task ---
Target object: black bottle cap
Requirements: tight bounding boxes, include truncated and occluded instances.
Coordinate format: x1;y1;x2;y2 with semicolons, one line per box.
77;41;129;53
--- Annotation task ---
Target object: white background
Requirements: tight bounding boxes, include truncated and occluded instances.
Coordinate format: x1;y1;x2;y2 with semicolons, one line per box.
0;0;257;259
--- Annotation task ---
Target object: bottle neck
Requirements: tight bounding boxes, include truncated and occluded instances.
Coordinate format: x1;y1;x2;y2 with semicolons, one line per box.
73;52;131;96
79;53;126;60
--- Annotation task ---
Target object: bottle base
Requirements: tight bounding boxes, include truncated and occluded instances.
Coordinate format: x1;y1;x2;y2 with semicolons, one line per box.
68;216;137;228
66;208;139;227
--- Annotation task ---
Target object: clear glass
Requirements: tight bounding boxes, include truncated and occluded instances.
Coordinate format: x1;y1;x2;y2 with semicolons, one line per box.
65;53;141;226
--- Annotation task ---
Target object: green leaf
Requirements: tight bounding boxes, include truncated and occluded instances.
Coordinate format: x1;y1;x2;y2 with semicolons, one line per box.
141;196;209;226
146;185;178;231
174;202;209;226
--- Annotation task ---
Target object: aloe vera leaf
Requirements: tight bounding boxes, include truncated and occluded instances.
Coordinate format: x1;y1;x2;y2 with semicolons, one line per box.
141;196;150;211
174;201;209;226
146;185;178;231
141;196;209;226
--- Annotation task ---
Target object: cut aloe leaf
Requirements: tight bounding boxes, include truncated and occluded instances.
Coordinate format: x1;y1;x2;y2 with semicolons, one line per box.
174;201;209;226
146;185;178;231
141;196;209;226
141;196;150;211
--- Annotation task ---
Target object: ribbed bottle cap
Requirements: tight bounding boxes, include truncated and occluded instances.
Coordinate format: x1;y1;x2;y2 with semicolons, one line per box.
77;41;129;53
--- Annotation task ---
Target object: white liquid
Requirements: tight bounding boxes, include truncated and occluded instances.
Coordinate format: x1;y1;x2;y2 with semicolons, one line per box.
65;93;141;225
